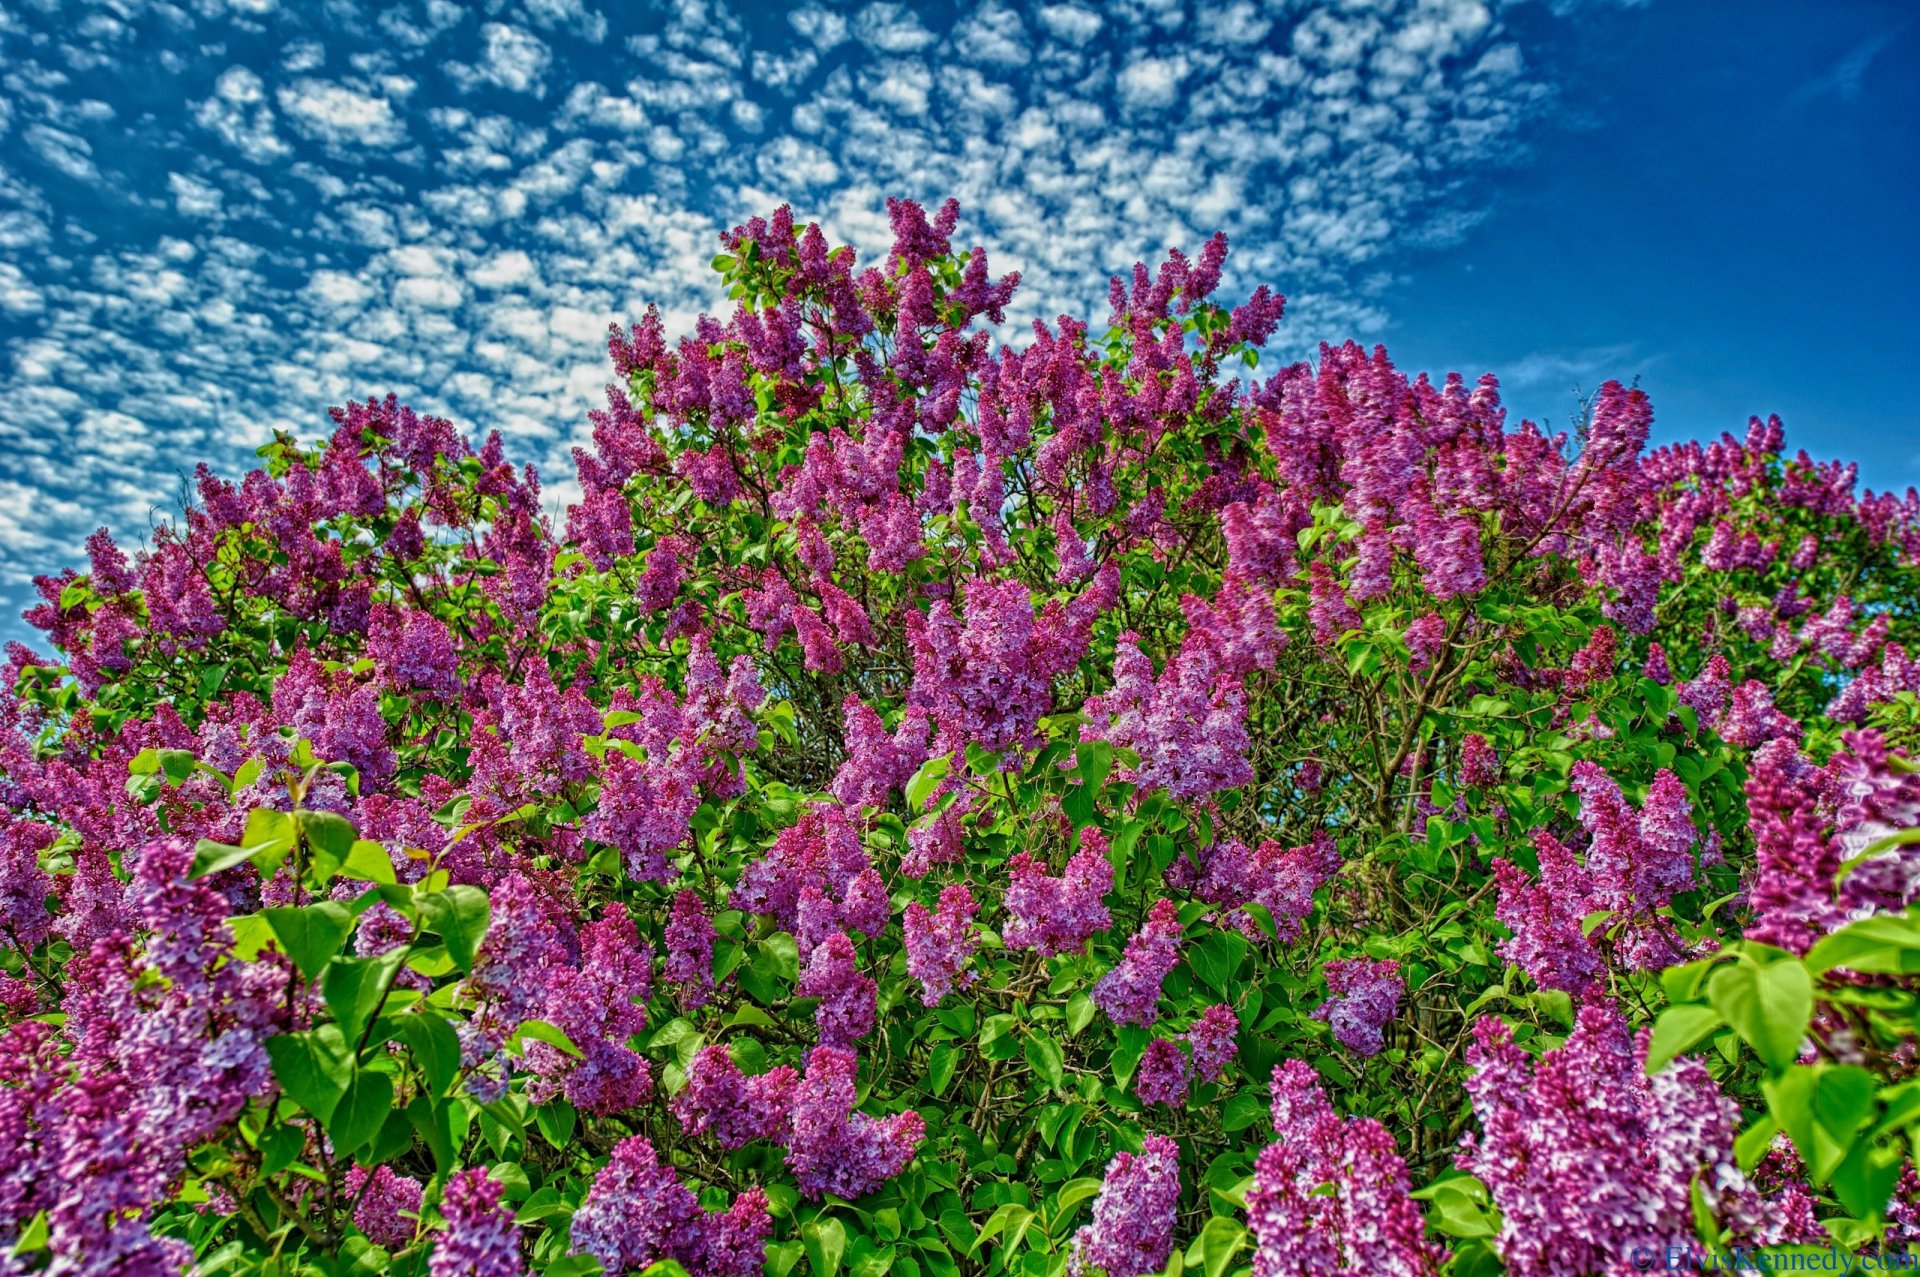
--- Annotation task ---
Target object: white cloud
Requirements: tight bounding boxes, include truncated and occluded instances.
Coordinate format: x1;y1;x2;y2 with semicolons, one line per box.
1116;55;1188;110
277;78;408;147
0;0;1583;634
456;23;553;96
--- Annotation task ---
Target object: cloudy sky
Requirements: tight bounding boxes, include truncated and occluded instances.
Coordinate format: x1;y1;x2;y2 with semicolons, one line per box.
0;0;1914;642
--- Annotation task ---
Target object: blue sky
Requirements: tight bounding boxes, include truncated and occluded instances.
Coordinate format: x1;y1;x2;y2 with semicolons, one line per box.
0;0;1914;645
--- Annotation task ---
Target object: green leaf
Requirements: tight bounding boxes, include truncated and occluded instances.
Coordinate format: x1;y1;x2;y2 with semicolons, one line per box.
905;754;951;811
419;885;490;972
323;950;406;1047
1024;1031;1065;1093
340;839;399;886
408;1095;456;1174
804;1217;847;1277
1065;993;1095;1037
1188;931;1247;996
1193;1216;1248;1277
535;1099;577;1149
511;1019;584;1059
1831;1138;1904;1219
969;1204;1033;1257
1708;958;1812;1071
266;1029;351;1122
1645;1004;1725;1075
264;902;355;981
399;1012;462;1096
927;1045;957;1098
192;807;300;879
1804;914;1920;976
257;1122;305;1176
157;748;198;785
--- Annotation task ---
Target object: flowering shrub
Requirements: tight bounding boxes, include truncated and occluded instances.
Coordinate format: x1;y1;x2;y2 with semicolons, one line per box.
6;196;1920;1275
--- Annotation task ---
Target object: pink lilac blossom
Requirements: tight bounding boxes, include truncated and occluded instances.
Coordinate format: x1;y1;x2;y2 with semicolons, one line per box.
569;1135;771;1277
1312;958;1404;1057
1082;633;1255;800
1405;613;1448;673
672;1045;799;1150
1092;899;1185;1026
902;886;979;1006
831;698;930;810
1459;733;1499;788
734;802;872;931
1069;1134;1181;1277
664;889;717;1008
526;912;654;1115
1001;835;1114;958
1460;1003;1818;1276
1246;1061;1442;1277
1134;1037;1191;1108
1185;1004;1239;1084
1492;833;1604;995
1188;832;1341;942
347;1166;422;1249
784;1046;925;1201
430;1168;523;1277
796;932;877;1049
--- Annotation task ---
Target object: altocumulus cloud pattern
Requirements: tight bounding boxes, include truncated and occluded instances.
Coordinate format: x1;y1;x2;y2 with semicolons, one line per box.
0;0;1608;630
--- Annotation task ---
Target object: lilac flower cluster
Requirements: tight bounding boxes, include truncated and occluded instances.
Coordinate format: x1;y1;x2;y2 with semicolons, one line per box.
663;888;718;1008
1246;1061;1443;1277
1082;633;1255;800
1182;831;1341;942
1070;1134;1182;1277
902;885;980;1006
671;1044;799;1149
347;1166;423;1249
570;1135;771;1277
1312;958;1404;1057
430;1169;523;1277
1460;1002;1818;1275
1002;835;1114;957
1092;898;1185;1026
784;1046;925;1200
796;932;877;1049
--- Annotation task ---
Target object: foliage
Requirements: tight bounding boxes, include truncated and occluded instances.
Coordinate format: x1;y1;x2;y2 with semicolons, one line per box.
6;197;1920;1275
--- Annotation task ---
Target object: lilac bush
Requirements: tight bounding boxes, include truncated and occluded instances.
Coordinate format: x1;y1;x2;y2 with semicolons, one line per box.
3;195;1920;1274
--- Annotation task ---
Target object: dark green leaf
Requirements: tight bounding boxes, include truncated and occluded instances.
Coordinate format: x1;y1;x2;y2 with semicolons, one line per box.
265;902;355;981
399;1012;462;1096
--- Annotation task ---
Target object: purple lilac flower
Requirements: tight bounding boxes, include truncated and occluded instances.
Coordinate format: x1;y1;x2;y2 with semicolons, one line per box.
430;1168;524;1277
1092;899;1185;1027
785;1046;925;1200
1312;958;1404;1057
0;816;54;952
1002;835;1113;958
1405;613;1448;672
1459;733;1499;788
733;802;872;931
1081;633;1255;800
831;697;930;810
1460;1004;1750;1276
1643;642;1672;684
902;885;979;1006
348;1165;423;1249
1185;1004;1239;1084
1070;1134;1181;1277
528;911;653;1115
1134;1037;1191;1108
663;889;717;1008
672;1044;799;1149
796;932;877;1049
1192;831;1340;943
1492;834;1604;995
569;1136;701;1274
1246;1061;1442;1277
